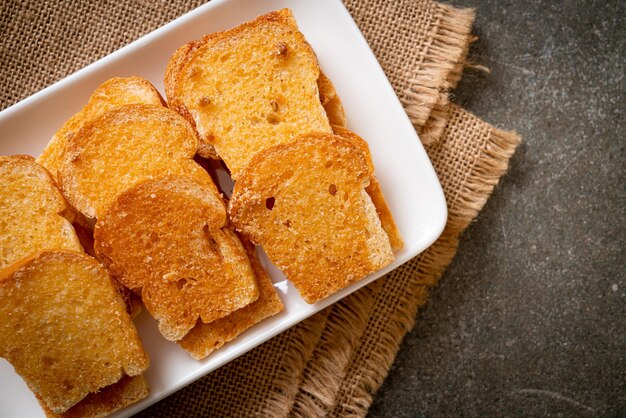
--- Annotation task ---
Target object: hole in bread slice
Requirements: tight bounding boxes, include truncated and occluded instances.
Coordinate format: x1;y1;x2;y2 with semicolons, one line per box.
228;133;395;303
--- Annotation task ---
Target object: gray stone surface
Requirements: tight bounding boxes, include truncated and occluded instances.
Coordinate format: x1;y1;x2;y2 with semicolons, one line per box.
368;1;625;417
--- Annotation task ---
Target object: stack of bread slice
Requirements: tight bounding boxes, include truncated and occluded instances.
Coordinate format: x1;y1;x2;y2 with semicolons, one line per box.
37;76;164;183
1;8;404;415
0;155;149;417
47;77;283;353
166;9;403;303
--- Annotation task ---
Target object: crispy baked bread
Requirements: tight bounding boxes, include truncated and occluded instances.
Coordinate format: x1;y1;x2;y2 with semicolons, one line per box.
164;39;220;160
365;177;404;251
37;77;164;181
331;126;403;250
58;103;214;219
36;375;149;418
94;175;259;341
318;72;347;129
0;250;148;414
165;9;332;178
0;155;82;269
228;133;394;303
179;238;284;359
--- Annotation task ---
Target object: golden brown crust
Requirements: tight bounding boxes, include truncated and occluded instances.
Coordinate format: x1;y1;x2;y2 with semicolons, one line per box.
36;375;149;418
0;155;83;270
330;126;375;173
179;237;284;359
164;41;203;126
58;103;216;219
365;177;404;251
165;42;221;160
165;9;332;178
228;133;394;303
37;77;164;181
331;126;403;250
164;43;195;113
318;72;347;128
0;250;148;414
94;175;259;341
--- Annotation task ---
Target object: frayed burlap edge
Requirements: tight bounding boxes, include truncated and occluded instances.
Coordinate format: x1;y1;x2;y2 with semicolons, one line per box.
417;94;451;145
254;311;332;417
286;107;521;418
417;27;471;146
404;3;475;142
336;114;520;418
419;35;490;145
289;281;384;417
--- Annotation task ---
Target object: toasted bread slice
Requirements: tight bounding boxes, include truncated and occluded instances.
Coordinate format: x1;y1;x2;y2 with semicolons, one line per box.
37;77;164;181
0;155;82;269
164;39;220;160
331;126;403;250
94;175;259;341
228;133;394;303
365;177;404;251
0;250;148;414
35;375;149;418
179;238;284;359
58;103;215;219
165;9;332;178
318;72;347;129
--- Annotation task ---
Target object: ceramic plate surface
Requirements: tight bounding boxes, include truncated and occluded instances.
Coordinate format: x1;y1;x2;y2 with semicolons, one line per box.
0;0;447;416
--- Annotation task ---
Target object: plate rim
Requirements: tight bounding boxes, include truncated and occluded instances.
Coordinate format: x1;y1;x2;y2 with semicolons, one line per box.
0;0;448;416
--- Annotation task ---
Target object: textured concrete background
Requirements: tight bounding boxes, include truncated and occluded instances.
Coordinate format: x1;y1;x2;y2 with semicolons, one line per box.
369;1;625;417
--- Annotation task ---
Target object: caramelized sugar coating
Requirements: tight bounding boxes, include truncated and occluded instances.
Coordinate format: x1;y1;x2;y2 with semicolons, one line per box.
165;9;332;178
0;155;82;270
229;133;394;303
0;250;148;414
38;77;164;181
94;176;259;341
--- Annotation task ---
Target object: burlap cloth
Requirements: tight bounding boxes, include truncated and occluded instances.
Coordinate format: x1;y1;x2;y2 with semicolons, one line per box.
1;1;520;416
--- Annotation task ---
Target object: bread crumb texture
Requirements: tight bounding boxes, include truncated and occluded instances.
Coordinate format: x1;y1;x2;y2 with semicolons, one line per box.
0;250;148;414
36;375;149;418
0;155;82;270
229;133;394;303
37;77;163;181
331;126;404;250
166;9;332;178
179;238;284;359
95;176;259;341
58;104;211;219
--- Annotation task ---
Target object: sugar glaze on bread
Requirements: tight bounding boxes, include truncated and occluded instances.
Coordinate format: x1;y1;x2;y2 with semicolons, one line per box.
165;9;332;178
229;133;394;303
94;176;259;341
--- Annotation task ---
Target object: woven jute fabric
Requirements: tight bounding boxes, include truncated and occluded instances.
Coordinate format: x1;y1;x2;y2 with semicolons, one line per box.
1;1;520;417
342;0;475;145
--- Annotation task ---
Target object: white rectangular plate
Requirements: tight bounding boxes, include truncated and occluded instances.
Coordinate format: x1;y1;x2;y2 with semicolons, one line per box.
0;0;447;416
